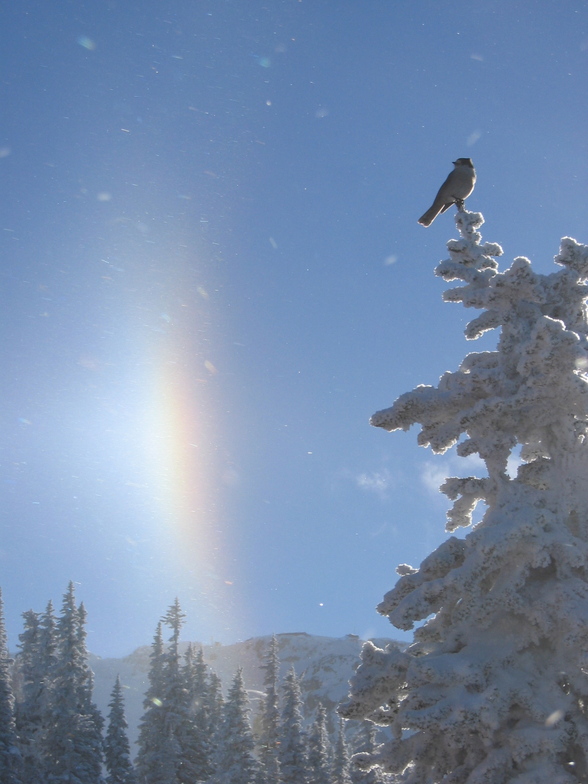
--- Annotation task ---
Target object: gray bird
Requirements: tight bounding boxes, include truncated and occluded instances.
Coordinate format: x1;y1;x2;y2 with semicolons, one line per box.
418;158;476;227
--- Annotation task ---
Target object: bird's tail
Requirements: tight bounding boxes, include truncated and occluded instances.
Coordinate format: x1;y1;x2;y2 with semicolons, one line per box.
418;204;442;227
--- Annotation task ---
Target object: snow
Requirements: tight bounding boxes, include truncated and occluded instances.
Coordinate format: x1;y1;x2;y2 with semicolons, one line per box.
341;210;588;781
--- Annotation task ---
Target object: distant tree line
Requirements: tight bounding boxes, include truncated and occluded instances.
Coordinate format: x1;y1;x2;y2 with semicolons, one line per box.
0;585;387;784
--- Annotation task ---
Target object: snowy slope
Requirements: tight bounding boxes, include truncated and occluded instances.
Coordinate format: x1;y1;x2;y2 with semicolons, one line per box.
90;632;398;752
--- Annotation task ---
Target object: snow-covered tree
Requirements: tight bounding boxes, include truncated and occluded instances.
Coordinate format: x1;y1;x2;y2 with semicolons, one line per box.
213;668;258;784
350;722;386;784
177;644;213;783
278;668;307;784
135;602;190;784
16;601;58;784
43;583;104;784
37;601;58;679
0;590;22;784
15;609;43;784
159;599;188;784
136;600;211;784
135;622;171;784
258;635;281;784
76;602;106;758
307;703;331;784
340;211;588;781
207;669;224;737
332;718;352;784
104;676;136;784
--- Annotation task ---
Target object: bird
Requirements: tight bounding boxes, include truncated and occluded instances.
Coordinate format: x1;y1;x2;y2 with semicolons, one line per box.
418;158;476;227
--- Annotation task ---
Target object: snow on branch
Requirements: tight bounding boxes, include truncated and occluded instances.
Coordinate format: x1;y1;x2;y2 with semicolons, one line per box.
371;210;588;511
343;210;588;782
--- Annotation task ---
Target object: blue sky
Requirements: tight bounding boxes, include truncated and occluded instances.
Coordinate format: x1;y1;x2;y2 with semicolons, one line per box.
1;0;588;657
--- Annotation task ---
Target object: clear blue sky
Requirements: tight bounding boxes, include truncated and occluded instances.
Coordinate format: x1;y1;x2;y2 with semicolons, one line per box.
1;0;588;657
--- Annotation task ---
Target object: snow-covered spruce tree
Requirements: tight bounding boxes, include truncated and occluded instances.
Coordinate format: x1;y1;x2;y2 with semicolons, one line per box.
135;622;171;784
307;703;331;784
159;599;189;784
136;601;193;784
177;644;214;783
212;668;258;784
350;722;386;784
137;600;216;784
76;602;106;749
16;601;58;784
278;668;307;784
104;676;136;784
43;584;104;784
0;590;22;784
340;211;588;782
207;668;224;765
258;635;281;784
332;718;352;784
15;609;43;784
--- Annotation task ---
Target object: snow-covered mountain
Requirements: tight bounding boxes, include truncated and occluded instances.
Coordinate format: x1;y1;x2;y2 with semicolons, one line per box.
90;632;398;751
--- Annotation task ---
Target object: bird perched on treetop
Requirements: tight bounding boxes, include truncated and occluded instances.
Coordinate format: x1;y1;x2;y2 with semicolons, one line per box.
418;158;476;227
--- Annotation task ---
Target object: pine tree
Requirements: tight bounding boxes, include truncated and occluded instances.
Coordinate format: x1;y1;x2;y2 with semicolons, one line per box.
76;602;106;759
37;601;58;676
43;583;104;784
104;676;136;784
135;622;174;784
278;668;307;784
0;590;22;784
161;601;185;710
307;703;331;784
136;600;201;784
258;636;281;784
176;644;213;784
159;599;187;784
349;723;385;784
15;609;43;784
17;601;58;784
206;667;224;780
341;212;588;781
212;669;258;784
206;669;224;739
332;719;352;784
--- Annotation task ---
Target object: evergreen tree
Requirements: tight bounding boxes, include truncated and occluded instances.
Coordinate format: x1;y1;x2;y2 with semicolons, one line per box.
206;669;224;739
176;644;213;784
213;669;258;784
42;583;104;784
37;601;58;678
17;600;58;784
349;723;385;784
0;590;22;784
104;676;136;784
307;703;331;784
136;600;199;784
341;212;588;781
206;667;224;780
332;719;352;784
161;601;185;707
278;668;307;784
159;599;187;784
258;636;281;784
76;602;106;756
15;610;43;784
37;601;58;716
135;622;174;784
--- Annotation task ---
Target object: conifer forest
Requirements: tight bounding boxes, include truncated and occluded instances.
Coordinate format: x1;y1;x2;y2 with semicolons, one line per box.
0;584;383;784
